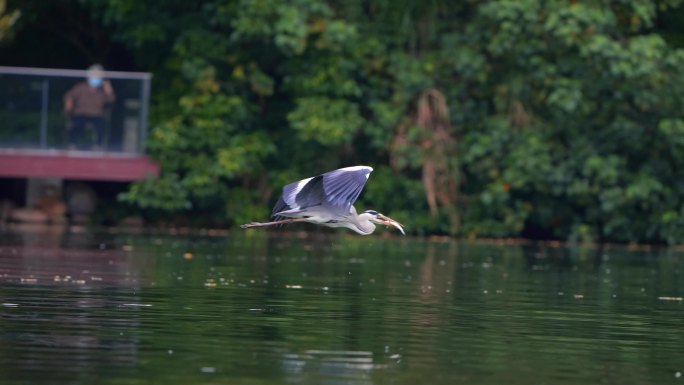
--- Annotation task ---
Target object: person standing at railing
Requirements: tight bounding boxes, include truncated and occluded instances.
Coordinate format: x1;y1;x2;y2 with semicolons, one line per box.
63;64;115;150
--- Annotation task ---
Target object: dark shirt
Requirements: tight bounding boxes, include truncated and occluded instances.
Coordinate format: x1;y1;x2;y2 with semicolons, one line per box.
64;82;115;117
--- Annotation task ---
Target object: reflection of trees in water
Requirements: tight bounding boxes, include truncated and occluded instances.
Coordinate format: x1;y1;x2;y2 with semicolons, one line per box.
398;241;459;372
1;232;678;383
516;243;684;304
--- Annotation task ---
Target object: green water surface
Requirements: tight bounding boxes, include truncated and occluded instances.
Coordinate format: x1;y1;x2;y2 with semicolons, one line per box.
0;229;683;384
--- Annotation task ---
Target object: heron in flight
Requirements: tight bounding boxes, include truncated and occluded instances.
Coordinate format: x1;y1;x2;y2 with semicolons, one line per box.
241;166;405;235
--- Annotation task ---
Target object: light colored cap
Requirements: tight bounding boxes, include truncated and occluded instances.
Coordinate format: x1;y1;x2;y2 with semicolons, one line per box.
86;64;104;79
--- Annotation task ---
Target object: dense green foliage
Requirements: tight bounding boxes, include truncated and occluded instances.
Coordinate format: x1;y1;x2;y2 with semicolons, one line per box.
4;0;684;243
0;0;20;42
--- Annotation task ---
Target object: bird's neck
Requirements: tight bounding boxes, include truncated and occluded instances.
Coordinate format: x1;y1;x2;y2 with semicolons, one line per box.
348;213;376;235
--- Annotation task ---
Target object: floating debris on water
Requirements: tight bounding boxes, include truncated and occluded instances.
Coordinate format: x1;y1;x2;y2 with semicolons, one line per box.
574;294;585;299
200;367;217;373
2;303;18;307
183;252;193;260
121;303;152;307
658;296;683;301
48;276;71;284
285;285;303;289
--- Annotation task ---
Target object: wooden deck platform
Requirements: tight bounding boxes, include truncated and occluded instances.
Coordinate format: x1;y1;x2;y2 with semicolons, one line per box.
0;149;160;181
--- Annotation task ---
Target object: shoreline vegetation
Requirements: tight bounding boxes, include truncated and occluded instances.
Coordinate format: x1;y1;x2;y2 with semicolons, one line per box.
2;221;681;252
2;1;684;244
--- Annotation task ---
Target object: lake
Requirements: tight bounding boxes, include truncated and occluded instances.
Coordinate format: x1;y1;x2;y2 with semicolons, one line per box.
1;227;683;384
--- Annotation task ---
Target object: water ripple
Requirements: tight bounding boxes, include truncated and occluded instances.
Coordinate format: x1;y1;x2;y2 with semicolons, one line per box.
0;234;683;384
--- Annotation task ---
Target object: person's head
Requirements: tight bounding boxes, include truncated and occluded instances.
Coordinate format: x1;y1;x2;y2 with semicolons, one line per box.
86;64;105;88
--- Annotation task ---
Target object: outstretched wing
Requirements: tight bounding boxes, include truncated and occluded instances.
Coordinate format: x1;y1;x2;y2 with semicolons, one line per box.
321;166;373;209
272;166;373;218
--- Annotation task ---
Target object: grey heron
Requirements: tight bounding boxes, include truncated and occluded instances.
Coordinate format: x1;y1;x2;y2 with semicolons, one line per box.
241;166;405;235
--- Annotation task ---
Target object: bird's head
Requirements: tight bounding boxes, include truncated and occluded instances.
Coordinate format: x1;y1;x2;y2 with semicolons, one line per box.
363;210;405;235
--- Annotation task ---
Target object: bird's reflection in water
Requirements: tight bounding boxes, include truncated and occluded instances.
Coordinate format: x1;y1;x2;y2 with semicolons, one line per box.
282;350;380;385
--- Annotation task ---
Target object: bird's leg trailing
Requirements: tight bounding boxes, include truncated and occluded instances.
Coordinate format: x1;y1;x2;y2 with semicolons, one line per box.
240;218;307;229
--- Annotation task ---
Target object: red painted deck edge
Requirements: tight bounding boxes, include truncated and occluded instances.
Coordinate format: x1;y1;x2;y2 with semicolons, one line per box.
0;151;160;181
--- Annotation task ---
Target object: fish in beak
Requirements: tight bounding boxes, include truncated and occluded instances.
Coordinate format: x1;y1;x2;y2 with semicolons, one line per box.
378;214;406;236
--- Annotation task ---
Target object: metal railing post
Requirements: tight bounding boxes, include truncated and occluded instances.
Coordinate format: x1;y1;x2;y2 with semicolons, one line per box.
40;78;49;149
139;77;151;152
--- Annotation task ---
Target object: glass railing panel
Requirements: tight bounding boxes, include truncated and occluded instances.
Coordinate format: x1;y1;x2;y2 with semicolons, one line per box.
0;67;151;154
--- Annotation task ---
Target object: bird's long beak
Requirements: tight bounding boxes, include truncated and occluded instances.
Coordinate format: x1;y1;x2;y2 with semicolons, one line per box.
378;214;405;236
